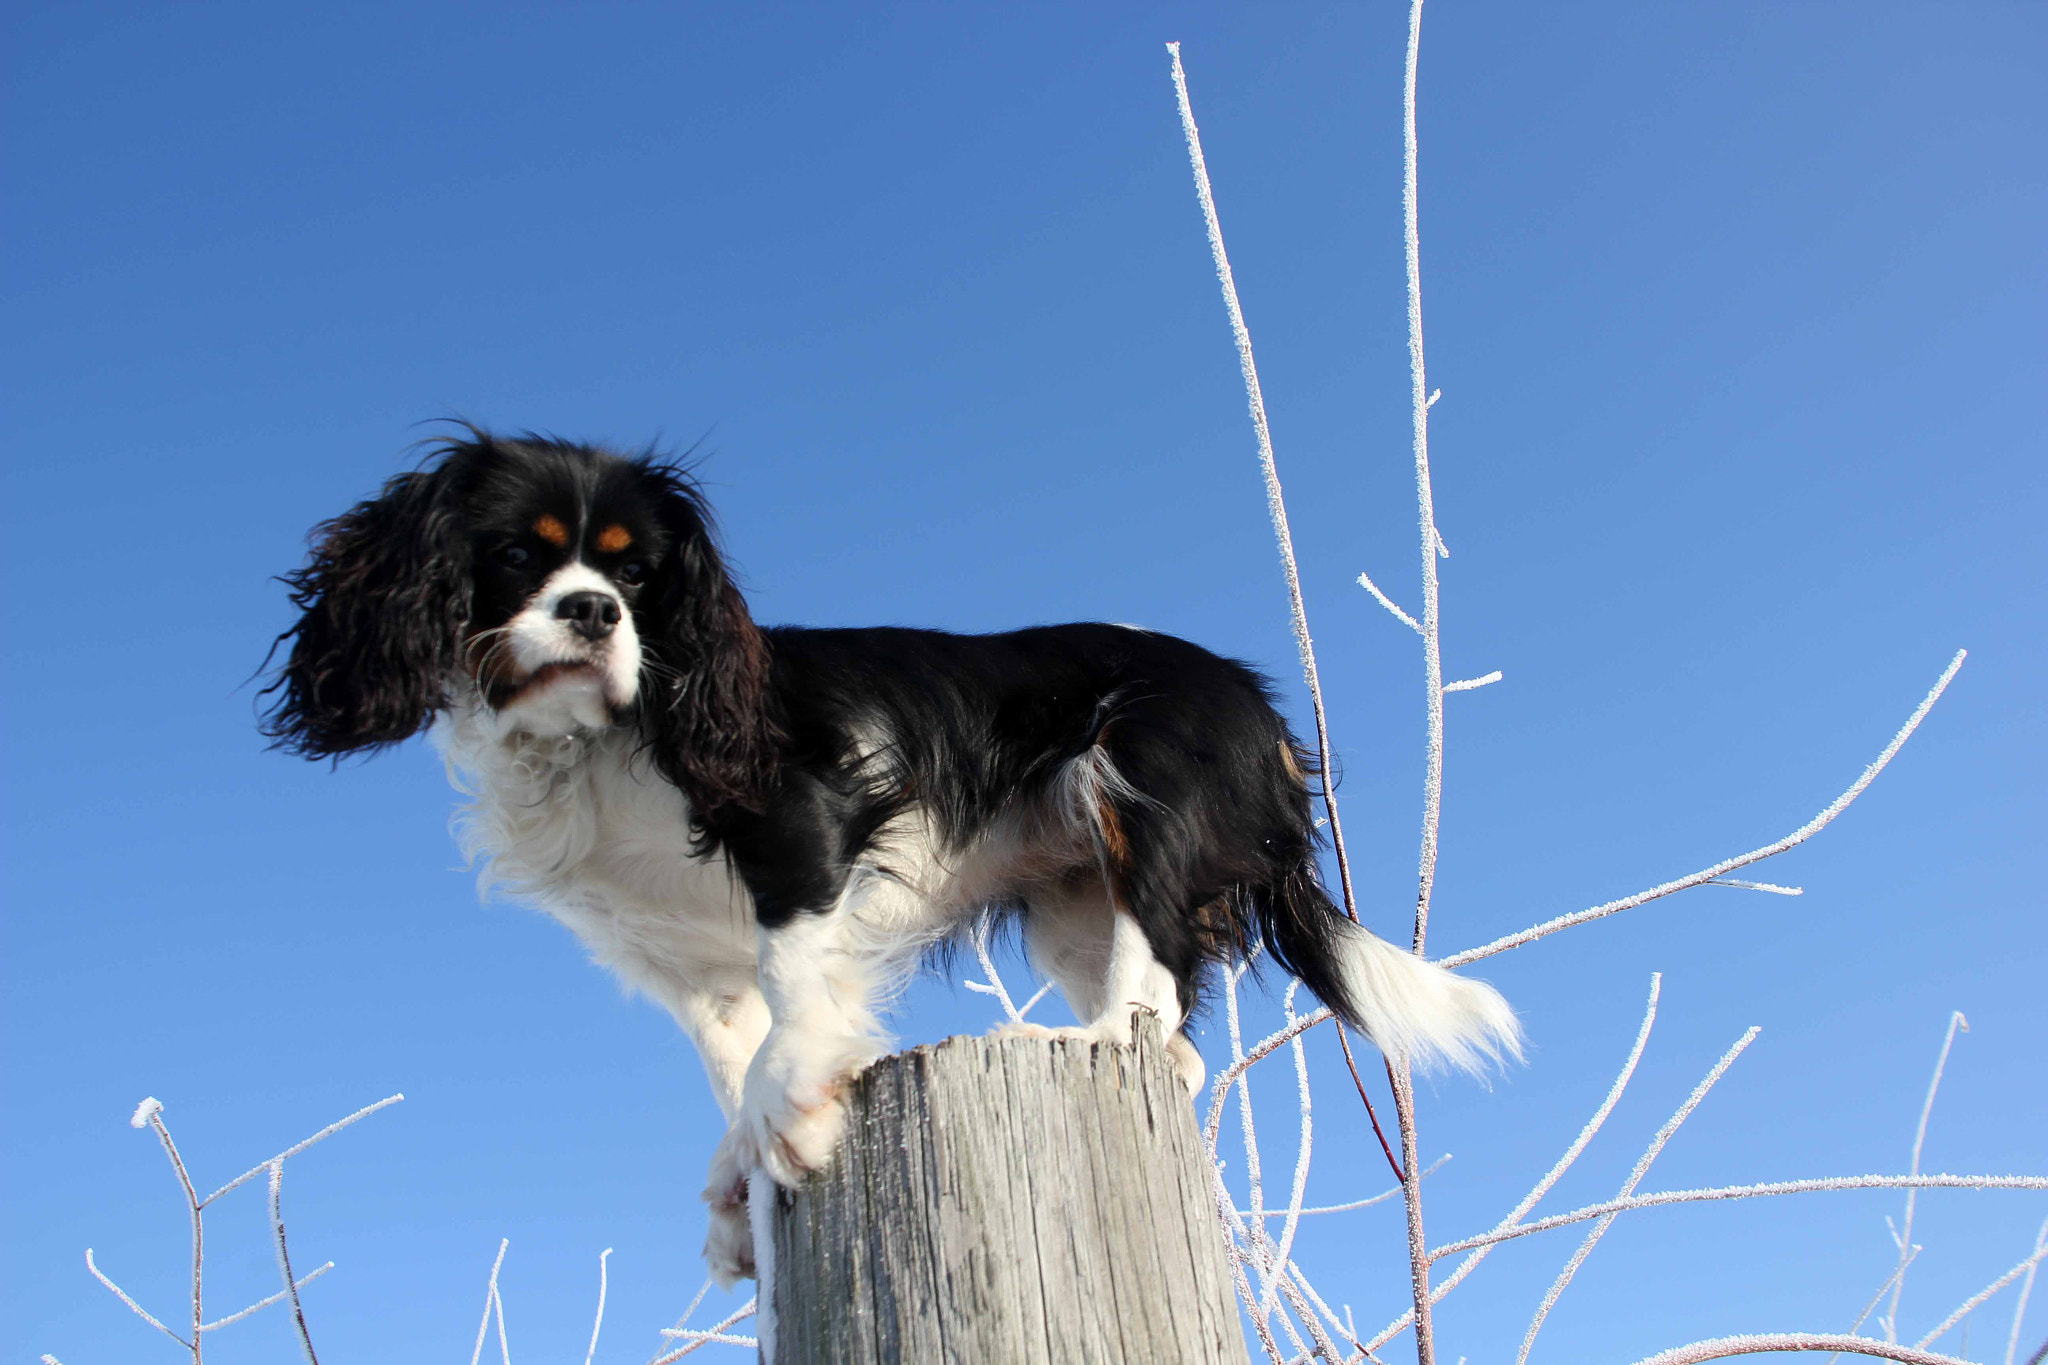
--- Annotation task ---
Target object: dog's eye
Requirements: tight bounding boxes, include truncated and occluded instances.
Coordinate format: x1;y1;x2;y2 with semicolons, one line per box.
496;544;532;569
617;561;648;585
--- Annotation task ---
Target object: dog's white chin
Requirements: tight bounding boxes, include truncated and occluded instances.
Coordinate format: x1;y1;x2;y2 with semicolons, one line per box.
493;665;631;738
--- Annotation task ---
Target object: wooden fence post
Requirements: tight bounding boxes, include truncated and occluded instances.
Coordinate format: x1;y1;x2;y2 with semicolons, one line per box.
765;1016;1251;1364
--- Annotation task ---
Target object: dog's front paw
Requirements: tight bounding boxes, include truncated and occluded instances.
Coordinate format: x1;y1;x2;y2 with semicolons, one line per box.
736;1027;879;1188
702;1131;756;1286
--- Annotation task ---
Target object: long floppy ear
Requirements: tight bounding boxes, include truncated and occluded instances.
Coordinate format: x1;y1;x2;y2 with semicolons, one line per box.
634;465;779;826
260;464;471;758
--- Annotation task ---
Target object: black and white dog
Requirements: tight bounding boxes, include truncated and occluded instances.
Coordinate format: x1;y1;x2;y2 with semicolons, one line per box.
264;429;1518;1281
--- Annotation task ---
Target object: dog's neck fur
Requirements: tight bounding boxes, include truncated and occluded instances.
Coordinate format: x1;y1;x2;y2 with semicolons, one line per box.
434;690;762;1023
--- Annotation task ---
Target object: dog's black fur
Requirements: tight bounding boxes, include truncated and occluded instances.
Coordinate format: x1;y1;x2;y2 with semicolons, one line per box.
262;430;1360;1027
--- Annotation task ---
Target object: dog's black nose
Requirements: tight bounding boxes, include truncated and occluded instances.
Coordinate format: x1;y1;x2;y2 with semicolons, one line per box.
555;591;621;641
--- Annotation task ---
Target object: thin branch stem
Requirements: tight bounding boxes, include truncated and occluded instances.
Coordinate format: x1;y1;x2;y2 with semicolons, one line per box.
1443;651;1966;969
200;1263;331;1332
1167;40;1359;923
1335;1025;1405;1182
269;1160;320;1364
2009;1219;2048;1365
84;1248;191;1350
585;1247;613;1365
649;1298;760;1362
470;1239;507;1365
142;1108;205;1360
1519;1028;1761;1364
203;1093;405;1206
1367;976;1662;1350
1624;1335;1975;1365
1892;1012;1968;1340
1918;1241;2048;1350
1243;1154;1448;1218
1401;0;1444;949
1357;570;1422;633
1429;1174;2048;1260
1207;1007;1335;1148
1389;1059;1435;1364
1259;985;1317;1320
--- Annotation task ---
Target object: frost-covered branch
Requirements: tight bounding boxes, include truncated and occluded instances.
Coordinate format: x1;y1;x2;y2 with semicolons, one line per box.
1357;570;1422;633
469;1239;510;1365
1624;1335;1975;1365
1916;1239;2048;1350
203;1093;404;1205
1426;1174;2048;1260
1441;671;1500;694
1400;0;1446;952
1519;1027;1761;1363
1168;38;1359;922
80;1095;399;1362
199;1264;333;1332
268;1161;320;1363
962;910;1052;1023
1443;650;1966;969
584;1248;613;1365
1367;975;1663;1352
2009;1220;2048;1365
84;1248;188;1349
1889;1012;1968;1339
650;1297;759;1362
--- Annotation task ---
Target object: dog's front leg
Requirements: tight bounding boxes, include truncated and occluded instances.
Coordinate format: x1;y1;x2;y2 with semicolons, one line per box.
704;904;886;1260
668;982;774;1286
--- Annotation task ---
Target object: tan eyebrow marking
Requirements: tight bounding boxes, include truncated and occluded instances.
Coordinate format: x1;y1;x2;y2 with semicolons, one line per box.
532;514;570;547
596;524;632;554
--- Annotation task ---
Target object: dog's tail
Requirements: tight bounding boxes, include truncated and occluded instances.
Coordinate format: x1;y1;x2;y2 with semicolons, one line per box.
1260;864;1522;1077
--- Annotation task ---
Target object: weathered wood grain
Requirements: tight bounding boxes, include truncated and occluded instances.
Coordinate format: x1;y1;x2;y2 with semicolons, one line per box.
768;1019;1250;1364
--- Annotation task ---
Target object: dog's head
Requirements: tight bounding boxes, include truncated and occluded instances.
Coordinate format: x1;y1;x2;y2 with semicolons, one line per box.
263;429;775;812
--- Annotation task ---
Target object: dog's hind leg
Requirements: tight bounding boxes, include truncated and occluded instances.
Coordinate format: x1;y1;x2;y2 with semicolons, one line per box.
1015;878;1206;1093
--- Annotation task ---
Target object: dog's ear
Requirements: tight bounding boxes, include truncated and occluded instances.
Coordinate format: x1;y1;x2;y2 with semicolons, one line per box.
635;465;778;825
261;464;471;758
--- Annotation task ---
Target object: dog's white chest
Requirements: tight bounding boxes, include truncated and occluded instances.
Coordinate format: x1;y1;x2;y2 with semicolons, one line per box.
436;708;758;1001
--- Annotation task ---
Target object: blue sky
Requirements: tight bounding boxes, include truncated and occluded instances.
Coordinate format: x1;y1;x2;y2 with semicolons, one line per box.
5;4;2043;1361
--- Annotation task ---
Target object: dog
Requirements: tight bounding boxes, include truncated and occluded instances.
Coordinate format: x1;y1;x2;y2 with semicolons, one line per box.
263;428;1519;1282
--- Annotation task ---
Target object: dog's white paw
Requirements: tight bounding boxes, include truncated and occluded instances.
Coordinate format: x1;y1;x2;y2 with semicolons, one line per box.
990;1017;1206;1092
701;1131;757;1286
1167;1031;1207;1094
735;1026;878;1189
986;1018;1071;1041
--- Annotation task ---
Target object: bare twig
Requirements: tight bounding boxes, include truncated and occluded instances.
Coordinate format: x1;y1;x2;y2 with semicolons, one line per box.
1207;1006;1335;1148
1441;672;1500;694
1840;1248;1921;1360
650;1298;759;1362
1243;1154;1448;1219
269;1160;320;1364
1389;1059;1435;1365
84;1247;190;1350
203;1093;405;1206
470;1239;508;1365
1624;1335;1975;1365
137;1102;207;1356
1368;976;1663;1351
1918;1239;2048;1349
1401;0;1445;950
1259;984;1316;1319
199;1264;333;1332
585;1247;613;1365
1428;1174;2048;1260
1443;651;1967;969
1167;39;1358;922
1357;570;1422;633
1518;1028;1761;1363
1890;1012;1968;1340
2009;1219;2048;1365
